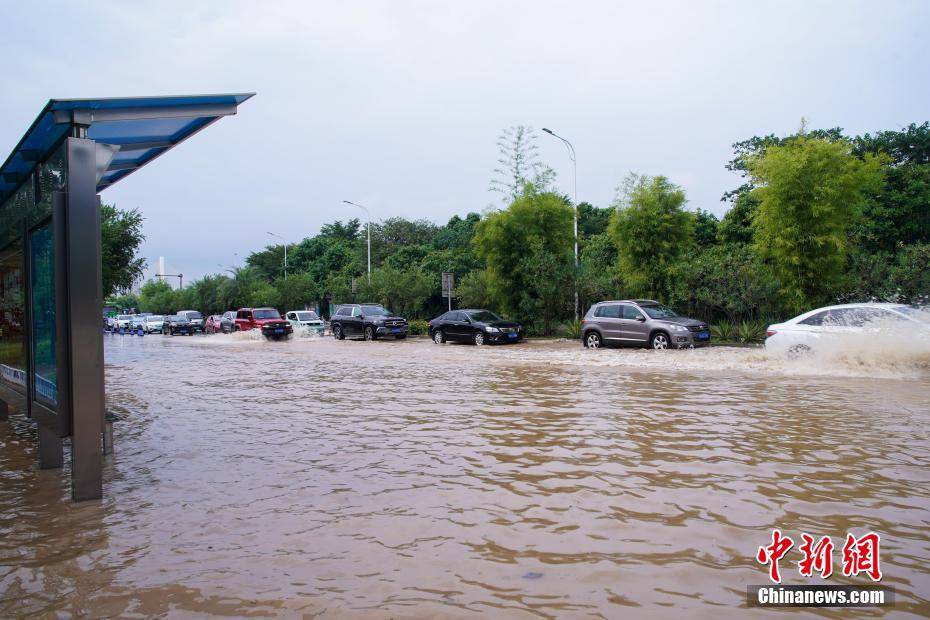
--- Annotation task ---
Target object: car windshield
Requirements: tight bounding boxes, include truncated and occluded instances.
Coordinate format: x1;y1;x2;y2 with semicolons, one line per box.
641;304;678;319
361;306;391;316
185;311;202;319
467;310;501;322
117;315;132;320
893;306;928;321
253;309;280;319
149;315;163;321
295;312;319;321
173;315;188;322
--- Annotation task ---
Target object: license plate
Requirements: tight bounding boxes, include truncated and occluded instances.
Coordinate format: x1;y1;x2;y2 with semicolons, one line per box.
275;328;284;334
391;328;401;333
508;333;518;339
697;331;709;340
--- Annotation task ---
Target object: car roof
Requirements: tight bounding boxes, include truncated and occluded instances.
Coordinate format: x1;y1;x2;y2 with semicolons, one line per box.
803;302;910;313
593;299;659;305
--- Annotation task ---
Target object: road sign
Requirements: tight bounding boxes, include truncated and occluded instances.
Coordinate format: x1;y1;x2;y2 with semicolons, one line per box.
442;272;454;312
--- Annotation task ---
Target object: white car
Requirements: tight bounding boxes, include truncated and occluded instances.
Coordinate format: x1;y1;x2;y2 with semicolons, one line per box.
112;314;133;330
286;310;325;335
765;303;928;357
142;315;165;333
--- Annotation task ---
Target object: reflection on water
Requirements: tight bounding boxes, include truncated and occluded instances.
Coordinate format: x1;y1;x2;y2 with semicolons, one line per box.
2;335;929;618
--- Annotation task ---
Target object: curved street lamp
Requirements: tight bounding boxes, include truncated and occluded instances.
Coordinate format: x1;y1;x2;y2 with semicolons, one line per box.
542;127;579;322
266;231;288;280
343;200;371;284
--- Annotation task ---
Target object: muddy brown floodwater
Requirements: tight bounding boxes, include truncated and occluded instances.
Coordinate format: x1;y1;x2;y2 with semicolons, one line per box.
2;333;930;618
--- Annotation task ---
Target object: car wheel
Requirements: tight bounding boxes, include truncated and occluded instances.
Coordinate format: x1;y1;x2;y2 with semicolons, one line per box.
433;330;445;344
584;331;601;349
787;344;812;359
333;325;344;340
474;331;485;346
651;332;670;350
365;326;375;341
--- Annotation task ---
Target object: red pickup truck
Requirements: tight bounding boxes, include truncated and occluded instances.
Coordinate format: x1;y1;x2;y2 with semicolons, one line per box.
234;307;293;340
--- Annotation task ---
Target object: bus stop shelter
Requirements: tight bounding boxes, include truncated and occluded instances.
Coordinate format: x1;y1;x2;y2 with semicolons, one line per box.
0;93;253;500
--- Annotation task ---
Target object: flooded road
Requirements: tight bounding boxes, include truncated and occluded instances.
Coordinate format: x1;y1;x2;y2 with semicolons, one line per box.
2;333;930;618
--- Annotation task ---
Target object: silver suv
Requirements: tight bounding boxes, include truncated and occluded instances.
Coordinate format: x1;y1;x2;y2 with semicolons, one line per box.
582;300;710;350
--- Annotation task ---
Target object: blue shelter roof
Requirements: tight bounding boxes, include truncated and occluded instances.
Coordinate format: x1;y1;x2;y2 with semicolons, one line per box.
0;93;254;201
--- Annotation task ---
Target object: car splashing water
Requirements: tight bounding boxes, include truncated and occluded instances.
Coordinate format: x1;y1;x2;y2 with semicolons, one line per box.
1;334;930;618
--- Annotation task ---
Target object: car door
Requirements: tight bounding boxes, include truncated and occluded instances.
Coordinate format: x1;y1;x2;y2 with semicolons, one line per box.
443;311;465;341
236;310;251;331
619;304;650;342
594;304;623;342
347;306;363;336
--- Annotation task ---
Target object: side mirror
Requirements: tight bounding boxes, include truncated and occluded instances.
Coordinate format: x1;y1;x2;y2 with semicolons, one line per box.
636;316;646;322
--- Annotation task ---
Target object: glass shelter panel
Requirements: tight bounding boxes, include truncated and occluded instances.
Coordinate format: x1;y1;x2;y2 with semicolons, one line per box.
0;241;25;393
30;222;56;407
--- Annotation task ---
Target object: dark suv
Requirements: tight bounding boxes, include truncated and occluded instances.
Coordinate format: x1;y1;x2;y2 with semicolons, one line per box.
331;304;408;341
582;300;710;350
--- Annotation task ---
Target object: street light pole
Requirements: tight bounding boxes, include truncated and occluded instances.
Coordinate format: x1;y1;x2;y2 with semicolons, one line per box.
266;231;288;280
542;127;579;321
343;200;371;284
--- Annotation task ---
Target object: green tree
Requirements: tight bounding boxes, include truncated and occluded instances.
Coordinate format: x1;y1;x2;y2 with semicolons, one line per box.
473;189;573;333
577;202;613;238
579;232;620;307
669;244;780;322
489;125;555;202
138;279;179;314
747;135;886;311
717;193;758;245
358;265;433;318
853;122;930;251
692;209;719;247
608;174;694;299
101;204;146;297
456;269;494;309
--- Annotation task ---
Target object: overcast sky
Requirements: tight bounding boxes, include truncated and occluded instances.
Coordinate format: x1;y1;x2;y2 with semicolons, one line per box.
2;1;928;282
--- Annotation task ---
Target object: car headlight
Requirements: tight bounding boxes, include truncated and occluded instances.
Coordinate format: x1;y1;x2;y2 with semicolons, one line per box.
486;327;500;333
672;324;688;332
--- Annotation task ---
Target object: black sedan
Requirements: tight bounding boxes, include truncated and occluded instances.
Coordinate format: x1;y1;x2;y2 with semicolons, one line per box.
429;309;522;345
162;314;194;336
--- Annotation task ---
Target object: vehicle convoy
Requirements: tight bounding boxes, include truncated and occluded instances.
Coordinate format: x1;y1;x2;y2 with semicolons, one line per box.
429;309;522;345
286;310;325;335
142;315;165;333
177;310;204;332
765;302;928;357
204;315;223;334
581;300;710;350
233;307;293;340
163;314;194;336
330;303;408;341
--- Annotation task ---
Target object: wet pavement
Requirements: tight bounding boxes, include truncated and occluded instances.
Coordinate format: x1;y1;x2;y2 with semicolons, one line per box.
1;333;929;618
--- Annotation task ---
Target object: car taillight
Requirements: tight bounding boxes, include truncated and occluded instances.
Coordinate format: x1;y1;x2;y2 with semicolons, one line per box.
581;319;586;325
766;329;776;337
